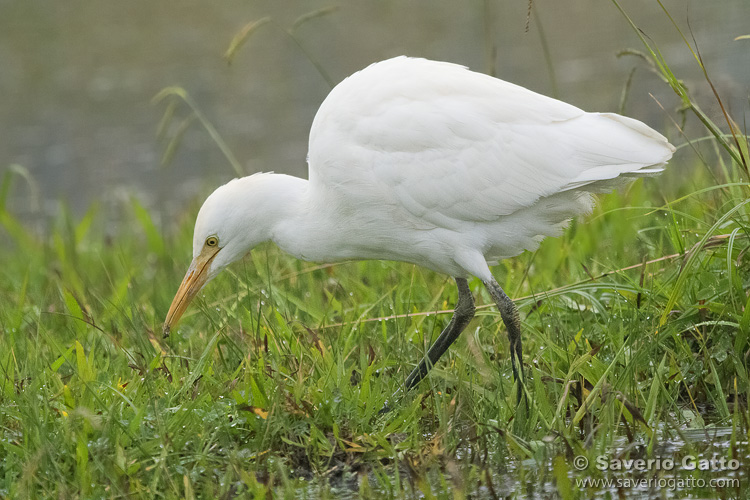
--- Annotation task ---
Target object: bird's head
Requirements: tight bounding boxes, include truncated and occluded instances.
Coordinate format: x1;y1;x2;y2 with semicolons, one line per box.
162;175;278;337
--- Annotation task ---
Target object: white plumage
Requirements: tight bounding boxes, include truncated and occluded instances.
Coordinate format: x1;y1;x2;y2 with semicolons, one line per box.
164;56;674;396
303;57;672;277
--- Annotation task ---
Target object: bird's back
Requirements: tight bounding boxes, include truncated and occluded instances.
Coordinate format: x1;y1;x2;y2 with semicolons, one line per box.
304;57;674;275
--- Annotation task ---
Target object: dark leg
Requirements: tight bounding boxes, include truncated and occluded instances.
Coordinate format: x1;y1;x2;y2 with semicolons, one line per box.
403;277;476;389
483;276;525;403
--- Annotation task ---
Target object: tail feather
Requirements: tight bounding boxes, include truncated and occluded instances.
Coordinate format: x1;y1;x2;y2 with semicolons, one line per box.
560;113;674;193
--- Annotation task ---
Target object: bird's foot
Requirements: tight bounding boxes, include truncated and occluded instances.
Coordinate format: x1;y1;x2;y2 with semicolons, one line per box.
377;386;407;416
378;401;393;416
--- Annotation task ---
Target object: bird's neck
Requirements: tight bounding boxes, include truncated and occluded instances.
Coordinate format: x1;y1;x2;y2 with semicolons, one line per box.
238;173;352;263
252;174;338;263
239;173;317;259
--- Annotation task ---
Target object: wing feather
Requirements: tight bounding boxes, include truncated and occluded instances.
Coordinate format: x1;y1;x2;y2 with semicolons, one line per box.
308;57;674;229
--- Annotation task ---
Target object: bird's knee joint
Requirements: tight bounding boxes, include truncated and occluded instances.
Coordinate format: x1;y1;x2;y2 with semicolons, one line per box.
456;297;475;316
463;302;476;317
499;301;519;318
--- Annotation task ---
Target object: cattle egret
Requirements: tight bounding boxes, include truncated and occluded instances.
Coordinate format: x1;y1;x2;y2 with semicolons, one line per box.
164;56;674;399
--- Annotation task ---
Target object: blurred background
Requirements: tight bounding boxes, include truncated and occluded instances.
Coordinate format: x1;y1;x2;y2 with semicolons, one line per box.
2;0;749;227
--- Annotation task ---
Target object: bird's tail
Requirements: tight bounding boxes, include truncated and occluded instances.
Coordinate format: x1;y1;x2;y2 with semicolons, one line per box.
561;113;675;193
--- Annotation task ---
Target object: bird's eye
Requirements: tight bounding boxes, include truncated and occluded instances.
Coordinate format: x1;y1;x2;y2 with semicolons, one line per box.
205;236;219;247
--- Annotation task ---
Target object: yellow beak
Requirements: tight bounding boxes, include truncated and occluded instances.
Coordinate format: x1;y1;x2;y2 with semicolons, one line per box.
163;245;221;337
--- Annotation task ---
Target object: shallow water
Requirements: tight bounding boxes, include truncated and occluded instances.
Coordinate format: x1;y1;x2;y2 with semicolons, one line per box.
3;0;749;223
286;421;748;498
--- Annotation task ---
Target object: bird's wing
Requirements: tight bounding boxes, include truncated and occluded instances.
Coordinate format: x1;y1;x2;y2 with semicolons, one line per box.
308;57;673;229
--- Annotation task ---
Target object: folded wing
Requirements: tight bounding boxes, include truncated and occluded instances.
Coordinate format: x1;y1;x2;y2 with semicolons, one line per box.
308;57;674;230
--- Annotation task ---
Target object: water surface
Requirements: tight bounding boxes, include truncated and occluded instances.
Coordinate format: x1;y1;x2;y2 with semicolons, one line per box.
2;0;749;222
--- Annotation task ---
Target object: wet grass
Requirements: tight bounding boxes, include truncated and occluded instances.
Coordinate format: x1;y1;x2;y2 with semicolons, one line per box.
2;4;750;500
5;156;749;500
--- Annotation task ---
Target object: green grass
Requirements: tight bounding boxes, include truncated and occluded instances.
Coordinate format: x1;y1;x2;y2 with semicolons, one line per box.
2;5;750;499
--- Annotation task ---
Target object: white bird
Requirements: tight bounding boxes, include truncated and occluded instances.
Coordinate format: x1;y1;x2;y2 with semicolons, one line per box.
164;56;674;399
